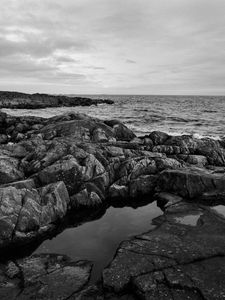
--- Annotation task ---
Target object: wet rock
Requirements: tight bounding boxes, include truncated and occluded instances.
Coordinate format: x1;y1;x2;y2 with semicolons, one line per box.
0;254;92;300
155;192;183;210
103;203;225;298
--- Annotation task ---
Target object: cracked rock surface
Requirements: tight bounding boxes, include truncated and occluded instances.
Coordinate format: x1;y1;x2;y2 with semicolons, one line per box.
0;254;92;300
1;111;225;298
101;202;225;299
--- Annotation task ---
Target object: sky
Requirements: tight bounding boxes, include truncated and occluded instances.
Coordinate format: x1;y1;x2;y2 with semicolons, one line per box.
0;0;225;95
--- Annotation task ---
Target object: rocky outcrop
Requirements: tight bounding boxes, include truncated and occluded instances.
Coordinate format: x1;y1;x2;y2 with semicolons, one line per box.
1;111;225;252
0;91;114;109
1;111;225;298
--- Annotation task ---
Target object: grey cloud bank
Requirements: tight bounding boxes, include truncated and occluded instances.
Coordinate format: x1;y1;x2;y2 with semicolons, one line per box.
0;0;225;95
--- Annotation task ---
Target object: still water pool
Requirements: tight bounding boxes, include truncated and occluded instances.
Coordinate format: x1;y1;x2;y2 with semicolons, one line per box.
36;201;162;282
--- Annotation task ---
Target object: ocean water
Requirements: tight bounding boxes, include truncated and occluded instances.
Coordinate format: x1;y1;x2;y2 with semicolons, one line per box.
3;95;225;138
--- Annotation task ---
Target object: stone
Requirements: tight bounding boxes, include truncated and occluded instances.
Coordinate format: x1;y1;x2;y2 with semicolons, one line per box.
157;168;225;198
109;184;128;199
0;254;92;300
129;175;157;198
71;189;102;208
0;155;24;184
149;131;169;145
38;155;83;195
104;120;136;141
0;134;7;144
103;203;225;298
186;154;208;166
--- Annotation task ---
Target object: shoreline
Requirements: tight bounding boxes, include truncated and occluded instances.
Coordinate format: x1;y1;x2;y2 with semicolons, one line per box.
0;91;114;109
1;110;225;298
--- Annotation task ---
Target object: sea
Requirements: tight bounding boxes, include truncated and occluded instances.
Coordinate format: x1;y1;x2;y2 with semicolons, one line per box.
3;95;225;139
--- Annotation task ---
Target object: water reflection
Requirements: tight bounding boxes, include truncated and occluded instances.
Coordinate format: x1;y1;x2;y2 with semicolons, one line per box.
36;201;162;282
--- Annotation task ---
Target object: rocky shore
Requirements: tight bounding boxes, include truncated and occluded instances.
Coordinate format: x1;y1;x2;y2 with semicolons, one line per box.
0;91;114;109
1;110;225;299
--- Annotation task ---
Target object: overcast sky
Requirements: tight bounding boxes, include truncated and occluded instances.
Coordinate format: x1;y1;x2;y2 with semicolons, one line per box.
0;0;225;95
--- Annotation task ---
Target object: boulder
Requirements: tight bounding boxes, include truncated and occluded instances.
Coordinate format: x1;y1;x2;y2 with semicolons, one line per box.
104;120;136;141
0;181;69;249
0;155;24;184
149;131;169;145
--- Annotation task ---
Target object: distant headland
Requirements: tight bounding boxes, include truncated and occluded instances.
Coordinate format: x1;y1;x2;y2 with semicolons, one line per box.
0;91;114;109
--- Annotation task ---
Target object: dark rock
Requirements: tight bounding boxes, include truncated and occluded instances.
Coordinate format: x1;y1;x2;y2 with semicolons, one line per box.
104;120;136;141
149;131;169;145
109;184;128;199
0;254;92;300
71;189;102;209
129;175;157;198
0;134;7;144
103;203;225;299
157;168;225;198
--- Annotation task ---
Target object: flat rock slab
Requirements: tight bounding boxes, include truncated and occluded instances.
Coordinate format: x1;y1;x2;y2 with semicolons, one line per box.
0;254;92;300
102;203;225;299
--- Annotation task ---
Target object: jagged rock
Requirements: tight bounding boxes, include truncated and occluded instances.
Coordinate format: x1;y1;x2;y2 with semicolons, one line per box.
0;181;69;249
70;188;102;208
0;155;24;184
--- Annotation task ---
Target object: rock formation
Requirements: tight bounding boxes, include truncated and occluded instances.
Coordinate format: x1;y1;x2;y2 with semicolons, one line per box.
1;110;225;298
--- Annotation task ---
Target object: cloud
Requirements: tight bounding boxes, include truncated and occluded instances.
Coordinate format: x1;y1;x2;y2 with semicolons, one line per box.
0;0;225;94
